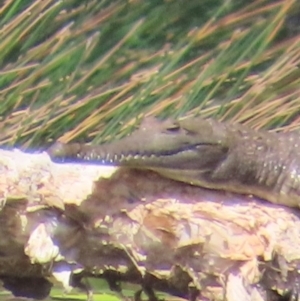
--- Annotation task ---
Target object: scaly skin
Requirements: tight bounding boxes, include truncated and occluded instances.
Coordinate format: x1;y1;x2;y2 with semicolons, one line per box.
47;116;300;208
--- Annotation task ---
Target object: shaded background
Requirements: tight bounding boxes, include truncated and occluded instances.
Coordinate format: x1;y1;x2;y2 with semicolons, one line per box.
0;0;300;300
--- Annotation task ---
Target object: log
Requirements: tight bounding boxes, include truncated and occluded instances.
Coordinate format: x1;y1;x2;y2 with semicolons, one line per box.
0;149;299;300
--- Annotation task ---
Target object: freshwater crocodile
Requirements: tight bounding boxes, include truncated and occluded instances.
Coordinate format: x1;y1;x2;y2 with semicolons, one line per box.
47;116;300;208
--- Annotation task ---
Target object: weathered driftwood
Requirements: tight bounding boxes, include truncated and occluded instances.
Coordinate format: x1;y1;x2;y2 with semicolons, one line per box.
0;149;300;300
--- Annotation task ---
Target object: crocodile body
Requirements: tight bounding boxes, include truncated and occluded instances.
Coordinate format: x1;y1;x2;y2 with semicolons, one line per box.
47;117;300;208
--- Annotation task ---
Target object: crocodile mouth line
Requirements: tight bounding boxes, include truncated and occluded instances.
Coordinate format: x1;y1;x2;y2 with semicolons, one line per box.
107;142;218;161
50;142;221;164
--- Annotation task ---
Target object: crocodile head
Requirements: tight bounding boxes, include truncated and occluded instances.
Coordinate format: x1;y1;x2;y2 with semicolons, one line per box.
48;117;229;171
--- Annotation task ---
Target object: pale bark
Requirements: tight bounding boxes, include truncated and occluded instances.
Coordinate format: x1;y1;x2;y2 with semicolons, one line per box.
0;149;299;300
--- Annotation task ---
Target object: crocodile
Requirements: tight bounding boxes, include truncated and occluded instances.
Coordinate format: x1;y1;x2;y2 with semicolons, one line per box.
47;116;300;208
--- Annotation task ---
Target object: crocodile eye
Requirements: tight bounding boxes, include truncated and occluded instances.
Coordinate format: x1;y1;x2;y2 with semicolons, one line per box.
166;124;181;132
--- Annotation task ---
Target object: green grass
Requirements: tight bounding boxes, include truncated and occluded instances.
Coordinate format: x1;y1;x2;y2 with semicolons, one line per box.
0;0;299;150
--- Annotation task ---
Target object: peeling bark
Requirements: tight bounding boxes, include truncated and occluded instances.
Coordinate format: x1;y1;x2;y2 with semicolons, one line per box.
0;149;299;300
